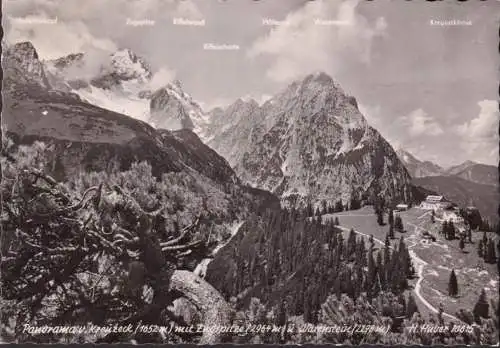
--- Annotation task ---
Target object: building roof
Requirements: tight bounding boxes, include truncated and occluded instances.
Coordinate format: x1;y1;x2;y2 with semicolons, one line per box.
425;195;443;202
396;204;408;207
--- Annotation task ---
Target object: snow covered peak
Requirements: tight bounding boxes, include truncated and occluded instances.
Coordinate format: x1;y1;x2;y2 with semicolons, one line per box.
147;82;209;136
109;48;152;82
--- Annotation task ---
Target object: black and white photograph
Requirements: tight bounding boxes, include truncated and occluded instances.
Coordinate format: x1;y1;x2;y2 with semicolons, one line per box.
1;0;499;345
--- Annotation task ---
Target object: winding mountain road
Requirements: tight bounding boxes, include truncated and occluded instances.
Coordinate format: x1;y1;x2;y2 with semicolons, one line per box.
335;221;461;323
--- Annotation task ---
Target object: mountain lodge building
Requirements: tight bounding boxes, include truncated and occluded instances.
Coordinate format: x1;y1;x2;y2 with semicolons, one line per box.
419;195;452;211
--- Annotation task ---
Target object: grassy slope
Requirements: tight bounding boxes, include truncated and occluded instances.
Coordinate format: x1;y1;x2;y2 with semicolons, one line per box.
324;206;498;321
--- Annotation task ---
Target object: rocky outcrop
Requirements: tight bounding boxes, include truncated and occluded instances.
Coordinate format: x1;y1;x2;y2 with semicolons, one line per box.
3;42;51;90
170;270;232;344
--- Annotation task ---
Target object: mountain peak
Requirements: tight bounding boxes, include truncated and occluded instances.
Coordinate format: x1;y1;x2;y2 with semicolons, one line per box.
51;52;85;69
308;71;334;84
396;148;444;178
109;48;152;82
3;41;50;89
9;41;39;58
112;48;138;62
461;160;477;166
172;79;182;89
446;160;479;175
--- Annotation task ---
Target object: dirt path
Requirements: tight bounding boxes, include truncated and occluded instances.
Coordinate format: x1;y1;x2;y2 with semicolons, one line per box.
336;223;461;323
405;221;462;322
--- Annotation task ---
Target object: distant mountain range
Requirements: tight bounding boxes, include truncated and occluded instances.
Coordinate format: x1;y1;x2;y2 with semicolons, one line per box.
2;41;416;210
6;40;495;217
396;149;498;224
445;162;498;187
413;176;498;224
396;148;497;186
395;149;445;178
2;41;278;230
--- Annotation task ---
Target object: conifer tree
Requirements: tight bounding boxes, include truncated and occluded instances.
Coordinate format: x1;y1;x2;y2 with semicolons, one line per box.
438;303;445;325
383;234;391;282
321;200;327;215
394;215;404;232
306;202;314;217
388;209;394;226
334;275;341;300
389;223;395;239
406;293;419;318
376;251;384;290
478;240;484;258
367;250;375;290
473;288;489;323
377;210;384;226
347;228;357;258
448;221;456;239
448;269;458;297
431;210;435;223
459;238;465;253
441;221;448;236
485;239;497;264
334;217;340;226
335;200;344;213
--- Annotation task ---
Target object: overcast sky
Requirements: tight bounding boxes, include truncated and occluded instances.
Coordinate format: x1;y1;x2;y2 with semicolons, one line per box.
3;0;498;167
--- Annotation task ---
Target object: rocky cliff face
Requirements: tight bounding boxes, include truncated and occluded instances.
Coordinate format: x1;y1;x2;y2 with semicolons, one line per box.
206;98;262;164
3;42;51;90
208;72;412;207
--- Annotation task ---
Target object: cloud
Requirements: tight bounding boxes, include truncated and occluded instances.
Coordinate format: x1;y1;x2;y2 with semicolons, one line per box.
455;100;498;164
198;97;235;112
241;93;273;106
6;12;117;59
148;67;177;91
2;0;190;60
375;17;388;32
4;0;175;21
247;0;386;83
359;103;401;149
402;109;443;137
172;0;204;19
